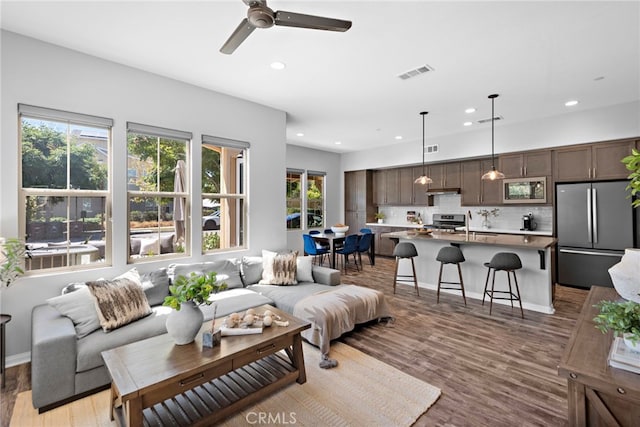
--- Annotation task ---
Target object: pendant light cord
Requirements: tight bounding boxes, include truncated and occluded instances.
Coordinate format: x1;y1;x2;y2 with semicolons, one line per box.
421;111;428;175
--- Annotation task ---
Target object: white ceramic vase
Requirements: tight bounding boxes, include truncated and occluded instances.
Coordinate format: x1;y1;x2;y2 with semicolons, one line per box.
609;248;640;303
166;300;204;345
623;333;640;352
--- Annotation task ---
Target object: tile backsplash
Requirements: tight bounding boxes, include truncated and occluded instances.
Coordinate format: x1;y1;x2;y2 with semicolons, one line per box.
376;194;553;232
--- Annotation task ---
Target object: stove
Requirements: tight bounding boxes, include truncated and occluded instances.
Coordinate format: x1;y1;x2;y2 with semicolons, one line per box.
424;213;466;232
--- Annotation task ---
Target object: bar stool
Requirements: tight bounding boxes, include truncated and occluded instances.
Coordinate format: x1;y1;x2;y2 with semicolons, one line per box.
483;252;524;318
392;242;419;296
435;246;467;306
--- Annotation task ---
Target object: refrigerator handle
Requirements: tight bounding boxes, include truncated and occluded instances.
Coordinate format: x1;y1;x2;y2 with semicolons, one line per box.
592;188;598;244
587;188;592;243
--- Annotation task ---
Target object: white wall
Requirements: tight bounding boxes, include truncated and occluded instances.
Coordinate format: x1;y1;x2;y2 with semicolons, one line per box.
341;101;640;172
286;145;342;253
0;31;287;360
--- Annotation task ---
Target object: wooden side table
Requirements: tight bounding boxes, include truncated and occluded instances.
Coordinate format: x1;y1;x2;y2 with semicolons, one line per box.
0;314;11;388
558;286;640;426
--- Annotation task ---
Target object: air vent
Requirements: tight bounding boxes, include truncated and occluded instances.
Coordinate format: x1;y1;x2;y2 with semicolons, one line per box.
477;116;504;124
425;144;439;153
397;64;434;80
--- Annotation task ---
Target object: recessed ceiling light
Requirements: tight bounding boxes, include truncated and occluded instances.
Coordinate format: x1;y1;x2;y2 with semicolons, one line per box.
334;141;342;145
594;76;605;81
465;108;476;114
463;121;473;127
565;100;579;107
296;132;304;137
270;61;286;70
395;136;403;140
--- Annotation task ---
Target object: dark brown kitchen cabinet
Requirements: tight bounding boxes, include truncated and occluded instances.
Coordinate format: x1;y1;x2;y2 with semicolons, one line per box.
344;170;374;232
374;169;402;205
460;158;501;206
553;139;635;182
428;162;461;189
500;150;551;178
399;168;414;205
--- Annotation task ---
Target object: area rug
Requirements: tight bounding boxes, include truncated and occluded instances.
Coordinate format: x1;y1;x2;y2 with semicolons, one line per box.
11;342;440;426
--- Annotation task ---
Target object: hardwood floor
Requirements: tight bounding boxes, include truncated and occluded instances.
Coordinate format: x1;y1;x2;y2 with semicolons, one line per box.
0;256;587;427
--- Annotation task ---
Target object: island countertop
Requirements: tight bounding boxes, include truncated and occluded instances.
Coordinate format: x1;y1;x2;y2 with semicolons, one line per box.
381;230;557;250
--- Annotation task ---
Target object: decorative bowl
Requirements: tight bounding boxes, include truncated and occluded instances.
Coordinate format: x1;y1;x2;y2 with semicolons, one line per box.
331;225;349;235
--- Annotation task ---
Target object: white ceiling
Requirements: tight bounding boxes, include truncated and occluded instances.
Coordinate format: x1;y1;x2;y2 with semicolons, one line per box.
1;1;639;153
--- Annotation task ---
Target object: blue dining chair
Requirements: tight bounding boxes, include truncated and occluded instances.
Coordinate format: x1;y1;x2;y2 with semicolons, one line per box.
335;234;360;274
309;230;321;235
356;232;374;267
303;234;329;266
360;228;373;234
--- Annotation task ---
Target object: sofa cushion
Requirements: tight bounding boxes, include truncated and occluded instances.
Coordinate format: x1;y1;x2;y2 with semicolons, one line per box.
140;268;170;306
259;250;298;286
86;277;152;332
46;268;144;338
75;289;273;373
296;256;314;283
139;238;160;256
240;256;263;286
47;286;101;339
168;259;243;289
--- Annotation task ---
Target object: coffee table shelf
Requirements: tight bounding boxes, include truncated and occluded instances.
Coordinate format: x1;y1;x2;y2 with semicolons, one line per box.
117;352;297;426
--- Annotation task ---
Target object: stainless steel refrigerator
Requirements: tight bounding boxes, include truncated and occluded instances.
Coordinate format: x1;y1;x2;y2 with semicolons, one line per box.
556;181;636;288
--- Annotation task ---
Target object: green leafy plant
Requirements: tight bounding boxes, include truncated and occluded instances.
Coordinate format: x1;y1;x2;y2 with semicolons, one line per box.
163;272;227;310
476;208;500;219
622;148;640;208
0;238;26;287
593;299;640;344
202;232;220;251
374;212;385;220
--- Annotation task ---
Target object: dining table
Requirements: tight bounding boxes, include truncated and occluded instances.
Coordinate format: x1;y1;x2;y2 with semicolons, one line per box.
310;232;375;269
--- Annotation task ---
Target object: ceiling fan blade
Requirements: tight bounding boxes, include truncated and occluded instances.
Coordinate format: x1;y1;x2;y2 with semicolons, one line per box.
274;11;352;32
220;18;256;54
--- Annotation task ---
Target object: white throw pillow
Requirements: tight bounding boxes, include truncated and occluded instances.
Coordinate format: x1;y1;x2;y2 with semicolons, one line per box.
296;256;314;283
139;238;160;256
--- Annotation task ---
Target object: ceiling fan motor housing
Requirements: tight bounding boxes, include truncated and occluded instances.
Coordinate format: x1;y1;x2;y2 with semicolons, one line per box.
248;5;275;28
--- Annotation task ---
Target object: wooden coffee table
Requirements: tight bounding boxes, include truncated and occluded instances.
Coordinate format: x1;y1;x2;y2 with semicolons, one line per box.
102;305;310;427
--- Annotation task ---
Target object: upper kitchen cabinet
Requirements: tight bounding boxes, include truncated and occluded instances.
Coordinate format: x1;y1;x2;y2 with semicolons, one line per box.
427;162;461;189
374;168;409;205
412;166;434;206
553;139;636;182
345;170;372;212
460;158;501;206
499;150;551;178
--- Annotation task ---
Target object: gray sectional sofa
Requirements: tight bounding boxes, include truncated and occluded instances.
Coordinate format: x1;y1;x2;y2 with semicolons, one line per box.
31;257;341;412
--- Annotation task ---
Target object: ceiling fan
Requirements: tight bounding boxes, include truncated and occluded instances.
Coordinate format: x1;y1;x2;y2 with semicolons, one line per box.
220;0;352;54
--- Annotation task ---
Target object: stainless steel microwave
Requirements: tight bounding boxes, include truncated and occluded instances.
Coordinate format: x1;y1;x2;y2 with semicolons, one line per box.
503;177;547;204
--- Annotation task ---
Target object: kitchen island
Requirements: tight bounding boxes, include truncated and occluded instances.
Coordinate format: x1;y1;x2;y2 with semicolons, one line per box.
382;230;558;314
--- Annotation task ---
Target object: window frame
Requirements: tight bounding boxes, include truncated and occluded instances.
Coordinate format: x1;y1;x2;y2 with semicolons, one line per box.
201;135;249;254
126;122;191;263
18;104;113;274
286;169;326;231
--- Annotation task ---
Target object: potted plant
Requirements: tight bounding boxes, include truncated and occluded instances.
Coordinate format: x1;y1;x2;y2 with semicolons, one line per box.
476;208;500;229
622;147;640;208
374;212;386;224
163;272;227;345
0;237;26;288
593;299;640;350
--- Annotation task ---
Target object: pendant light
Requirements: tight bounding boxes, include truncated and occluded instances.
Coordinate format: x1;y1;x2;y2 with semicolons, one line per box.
414;111;433;185
481;94;505;181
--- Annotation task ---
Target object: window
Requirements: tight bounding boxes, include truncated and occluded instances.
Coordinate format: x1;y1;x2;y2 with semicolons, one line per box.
306;171;325;229
127;123;190;261
286;169;326;230
286;169;303;230
19;104;112;272
201;135;248;253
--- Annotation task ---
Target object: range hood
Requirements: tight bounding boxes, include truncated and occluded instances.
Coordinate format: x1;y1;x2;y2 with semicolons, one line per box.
425;188;461;196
